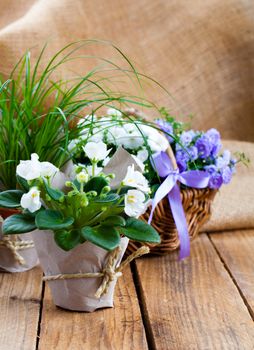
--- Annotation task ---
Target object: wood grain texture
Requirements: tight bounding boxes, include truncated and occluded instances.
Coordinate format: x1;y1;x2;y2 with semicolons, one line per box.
135;233;254;350
37;265;148;350
209;229;254;316
0;266;43;350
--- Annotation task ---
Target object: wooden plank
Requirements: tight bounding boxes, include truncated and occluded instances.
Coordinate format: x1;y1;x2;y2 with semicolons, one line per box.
37;265;148;350
209;229;254;317
0;266;43;350
135;233;254;350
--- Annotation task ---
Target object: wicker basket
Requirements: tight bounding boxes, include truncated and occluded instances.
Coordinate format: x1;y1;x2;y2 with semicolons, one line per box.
127;187;217;255
123;108;217;255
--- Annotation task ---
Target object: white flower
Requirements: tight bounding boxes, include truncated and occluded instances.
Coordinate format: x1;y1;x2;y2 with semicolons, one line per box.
122;164;150;193
137;148;149;162
82;141;111;162
76;171;89;183
17;153;59;181
120;131;144;150
17;154;42;181
140;125;169;152
20;187;41;213
86;165;103;176
124;189;149;217
106;126;128;146
80;127;104;143
107;108;122;118
40;162;59;178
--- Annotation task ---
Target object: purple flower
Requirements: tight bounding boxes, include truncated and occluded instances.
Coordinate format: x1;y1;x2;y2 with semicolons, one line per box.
180;130;196;146
222;166;233;184
195;135;212;159
211;142;222;157
176;149;189;172
188;146;198;160
204;164;217;174
155;119;174;143
208;172;223;189
216;150;231;170
206;128;221;146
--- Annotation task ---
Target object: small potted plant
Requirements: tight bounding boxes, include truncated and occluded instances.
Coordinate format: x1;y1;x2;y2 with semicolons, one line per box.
69;107;246;258
0;40;161;271
0;146;160;312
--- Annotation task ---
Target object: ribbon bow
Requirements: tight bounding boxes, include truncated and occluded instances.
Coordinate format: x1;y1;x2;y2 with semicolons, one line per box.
149;151;210;259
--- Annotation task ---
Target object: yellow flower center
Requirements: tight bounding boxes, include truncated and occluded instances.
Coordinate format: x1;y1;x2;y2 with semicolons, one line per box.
127;195;136;203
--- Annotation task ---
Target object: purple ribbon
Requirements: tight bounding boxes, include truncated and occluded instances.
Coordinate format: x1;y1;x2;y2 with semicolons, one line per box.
148;151;210;259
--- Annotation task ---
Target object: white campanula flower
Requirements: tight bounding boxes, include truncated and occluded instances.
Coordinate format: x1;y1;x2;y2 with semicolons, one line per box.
80;127;104;143
83;141;111;162
20;187;41;213
124;189;150;217
120;130;144;150
106;126;128;146
122;164;150;193
76;171;89;183
137;148;149;162
140;125;169;152
107;108;122;118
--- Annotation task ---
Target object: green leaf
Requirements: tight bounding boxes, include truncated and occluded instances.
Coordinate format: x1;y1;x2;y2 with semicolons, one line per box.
3;214;36;234
93;193;120;203
102;215;126;227
0;190;24;208
83;177;108;195
119;218;161;243
35;209;74;230
16;175;29;191
81;226;120;251
54;229;80;251
44;180;64;201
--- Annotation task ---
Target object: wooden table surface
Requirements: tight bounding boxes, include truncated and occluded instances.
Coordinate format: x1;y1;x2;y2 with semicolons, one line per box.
1;230;254;350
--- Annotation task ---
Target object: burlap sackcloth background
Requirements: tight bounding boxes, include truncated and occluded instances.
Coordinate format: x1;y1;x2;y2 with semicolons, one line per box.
0;0;253;232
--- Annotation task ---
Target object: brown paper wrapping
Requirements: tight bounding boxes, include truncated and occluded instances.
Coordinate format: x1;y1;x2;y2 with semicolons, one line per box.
0;227;38;272
32;230;129;312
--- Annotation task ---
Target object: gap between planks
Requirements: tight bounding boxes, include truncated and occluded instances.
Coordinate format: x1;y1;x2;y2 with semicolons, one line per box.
208;229;254;321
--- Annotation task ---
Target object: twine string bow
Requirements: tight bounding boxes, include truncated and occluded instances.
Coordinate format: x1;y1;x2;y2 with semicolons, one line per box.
43;245;150;299
0;216;34;265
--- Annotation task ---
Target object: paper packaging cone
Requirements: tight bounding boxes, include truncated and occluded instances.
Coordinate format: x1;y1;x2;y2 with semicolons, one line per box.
32;230;129;312
0;226;38;273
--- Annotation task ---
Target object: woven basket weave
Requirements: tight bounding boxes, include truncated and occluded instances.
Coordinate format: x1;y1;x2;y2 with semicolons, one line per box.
123;109;217;255
126;187;217;255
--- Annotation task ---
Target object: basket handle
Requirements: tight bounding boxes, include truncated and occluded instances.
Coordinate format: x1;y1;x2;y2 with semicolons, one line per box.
124;108;178;170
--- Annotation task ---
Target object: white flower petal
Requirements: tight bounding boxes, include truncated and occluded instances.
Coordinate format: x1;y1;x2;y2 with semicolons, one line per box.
20;187;41;213
122;164;150;193
124;189;149;218
40;162;59;178
83;141;110;161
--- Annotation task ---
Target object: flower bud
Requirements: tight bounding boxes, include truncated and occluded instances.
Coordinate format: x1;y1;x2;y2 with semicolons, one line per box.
76;171;89;184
